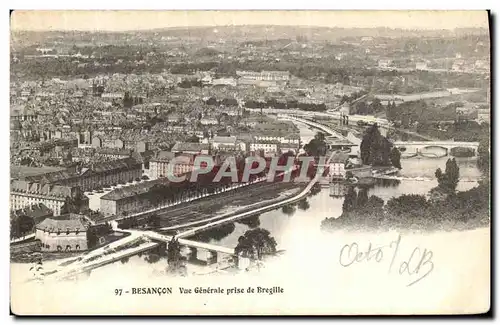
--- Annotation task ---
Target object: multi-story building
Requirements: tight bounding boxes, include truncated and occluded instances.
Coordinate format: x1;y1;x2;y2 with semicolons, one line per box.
280;142;301;154
378;59;392;69
250;140;280;156
95;148;132;161
22;157;143;192
35;217;89;252
477;108;490;124
101;93;124;101
236;70;290;82
211;136;238;151
171;142;210;155
415;62;428;70
100;177;174;216
10;181;83;216
148;151;176;180
328;151;349;179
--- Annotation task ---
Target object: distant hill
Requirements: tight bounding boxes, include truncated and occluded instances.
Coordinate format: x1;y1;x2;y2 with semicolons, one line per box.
11;25;489;47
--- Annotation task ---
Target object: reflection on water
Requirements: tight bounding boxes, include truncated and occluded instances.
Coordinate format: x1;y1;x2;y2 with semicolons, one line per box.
308;184;322;197
399;157;481;179
297;198;311;211
236;215;261;228
189;223;236;243
281;204;296;216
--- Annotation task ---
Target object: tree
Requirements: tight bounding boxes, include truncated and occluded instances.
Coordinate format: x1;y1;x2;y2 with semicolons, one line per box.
369;98;384;113
360;124;392;166
123;91;133;108
297;198;310;211
357;188;369;207
186;135;200;143
237;215;261;228
354;101;370;115
477;136;490;176
148;184;171;207
367;195;385;209
61;192;86;215
234;228;277;260
147;214;161;228
386;101;398;122
304;132;327;157
386;194;429;216
166;239;186;276
390;147;402;169
342;186;357;213
435;158;460;192
281;204;296;216
10;214;34;239
360;125;376;165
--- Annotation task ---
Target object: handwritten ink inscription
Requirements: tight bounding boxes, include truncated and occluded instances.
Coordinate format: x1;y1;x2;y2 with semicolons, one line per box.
339;234;434;287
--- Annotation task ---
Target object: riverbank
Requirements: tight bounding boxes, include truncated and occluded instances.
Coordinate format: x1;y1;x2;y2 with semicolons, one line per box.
321;179;490;234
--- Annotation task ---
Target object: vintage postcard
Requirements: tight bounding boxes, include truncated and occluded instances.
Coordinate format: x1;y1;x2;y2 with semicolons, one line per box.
9;10;491;315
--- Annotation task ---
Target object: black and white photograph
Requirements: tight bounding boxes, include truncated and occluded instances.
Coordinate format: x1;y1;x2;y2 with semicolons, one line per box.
8;10;491;315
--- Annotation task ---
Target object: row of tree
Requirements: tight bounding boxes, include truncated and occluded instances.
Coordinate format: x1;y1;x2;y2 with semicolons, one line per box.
321;159;489;231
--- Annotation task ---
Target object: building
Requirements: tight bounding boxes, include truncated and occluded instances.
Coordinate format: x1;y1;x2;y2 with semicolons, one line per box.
378;60;392;69
212;77;237;87
477;108;490;124
415;62;428;70
35;217;89;252
474;60;489;71
328;151;349;179
211;136;238;151
100;176;187;217
95;148;132;160
10;181;83;216
102;138;125;149
280;142;301;154
171;142;210;155
452;59;465;71
250;140;280;156
149;151;176;180
200;117;218;125
329;182;347;197
236;70;290;82
22;157;143;192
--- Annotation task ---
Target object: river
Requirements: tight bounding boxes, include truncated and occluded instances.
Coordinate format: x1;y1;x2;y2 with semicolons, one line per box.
11;122;484;283
78;124;482;277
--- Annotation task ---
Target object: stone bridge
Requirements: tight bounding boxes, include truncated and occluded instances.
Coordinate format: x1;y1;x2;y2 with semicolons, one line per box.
393;141;480;158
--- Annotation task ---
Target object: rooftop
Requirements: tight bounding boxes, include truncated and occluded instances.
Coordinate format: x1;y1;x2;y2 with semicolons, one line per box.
171;142;210;153
101;177;172;201
212;136;237;144
150;150;176;162
36;218;88;232
13;203;53;218
330;151;350;164
11;165;66;180
11;180;75;199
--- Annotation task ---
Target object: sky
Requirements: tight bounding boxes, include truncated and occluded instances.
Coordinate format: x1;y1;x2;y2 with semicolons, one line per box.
10;10;489;31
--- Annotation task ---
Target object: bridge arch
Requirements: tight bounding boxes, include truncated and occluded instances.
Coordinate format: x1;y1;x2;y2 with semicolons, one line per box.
419;145;448;158
450;146;477;158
